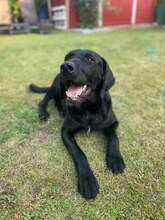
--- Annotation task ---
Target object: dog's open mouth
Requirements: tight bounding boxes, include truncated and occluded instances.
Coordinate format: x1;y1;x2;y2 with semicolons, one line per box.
66;84;91;101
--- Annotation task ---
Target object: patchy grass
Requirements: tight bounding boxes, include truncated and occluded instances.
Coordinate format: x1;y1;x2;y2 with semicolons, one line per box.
0;28;164;219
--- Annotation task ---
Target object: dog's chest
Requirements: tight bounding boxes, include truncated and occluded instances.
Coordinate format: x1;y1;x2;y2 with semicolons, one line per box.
81;111;103;132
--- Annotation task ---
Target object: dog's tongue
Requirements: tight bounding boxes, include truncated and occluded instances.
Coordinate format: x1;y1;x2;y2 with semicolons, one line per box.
66;85;87;99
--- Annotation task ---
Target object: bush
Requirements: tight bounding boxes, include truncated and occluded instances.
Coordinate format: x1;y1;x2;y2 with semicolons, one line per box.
76;0;99;28
8;0;21;21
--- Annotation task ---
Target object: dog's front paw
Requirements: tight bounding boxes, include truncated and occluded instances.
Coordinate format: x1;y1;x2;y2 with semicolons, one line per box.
39;111;49;121
78;170;99;200
107;154;126;174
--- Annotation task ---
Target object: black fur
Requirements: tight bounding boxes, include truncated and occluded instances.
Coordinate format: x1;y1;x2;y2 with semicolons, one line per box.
29;84;49;93
29;49;125;199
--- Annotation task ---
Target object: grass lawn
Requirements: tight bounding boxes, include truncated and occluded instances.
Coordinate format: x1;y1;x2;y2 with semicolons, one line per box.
0;28;164;220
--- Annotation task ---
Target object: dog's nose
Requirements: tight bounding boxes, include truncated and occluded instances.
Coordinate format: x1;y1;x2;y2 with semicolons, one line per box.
60;61;75;73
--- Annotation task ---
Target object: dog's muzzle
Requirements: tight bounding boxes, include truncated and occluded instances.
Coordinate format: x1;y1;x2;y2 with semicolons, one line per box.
60;61;75;74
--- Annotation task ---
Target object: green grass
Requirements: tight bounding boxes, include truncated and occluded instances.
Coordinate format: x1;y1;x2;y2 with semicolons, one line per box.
0;28;164;220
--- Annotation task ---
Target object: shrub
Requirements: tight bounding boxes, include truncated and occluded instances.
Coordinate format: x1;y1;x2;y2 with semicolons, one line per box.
76;0;99;28
8;0;21;21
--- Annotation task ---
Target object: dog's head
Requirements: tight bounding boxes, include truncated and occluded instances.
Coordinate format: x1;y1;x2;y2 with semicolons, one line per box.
60;49;115;102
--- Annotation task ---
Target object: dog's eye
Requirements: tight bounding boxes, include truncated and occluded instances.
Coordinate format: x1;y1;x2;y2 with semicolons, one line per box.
85;56;95;63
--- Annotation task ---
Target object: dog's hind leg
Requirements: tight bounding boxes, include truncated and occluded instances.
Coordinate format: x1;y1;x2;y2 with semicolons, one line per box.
29;83;52;120
38;93;52;121
30;74;63;121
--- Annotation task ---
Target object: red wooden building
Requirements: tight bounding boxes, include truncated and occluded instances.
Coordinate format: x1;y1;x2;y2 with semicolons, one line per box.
51;0;157;29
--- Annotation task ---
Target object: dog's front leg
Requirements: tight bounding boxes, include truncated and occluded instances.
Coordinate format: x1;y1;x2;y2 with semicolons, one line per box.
104;126;126;174
62;127;99;199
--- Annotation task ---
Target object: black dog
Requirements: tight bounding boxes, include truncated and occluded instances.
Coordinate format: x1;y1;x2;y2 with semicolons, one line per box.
29;49;125;199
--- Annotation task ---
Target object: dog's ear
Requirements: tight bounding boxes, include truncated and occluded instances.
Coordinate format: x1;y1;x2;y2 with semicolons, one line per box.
101;57;115;98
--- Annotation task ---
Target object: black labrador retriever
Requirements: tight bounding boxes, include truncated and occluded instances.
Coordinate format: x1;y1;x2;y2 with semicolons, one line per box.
29;49;125;199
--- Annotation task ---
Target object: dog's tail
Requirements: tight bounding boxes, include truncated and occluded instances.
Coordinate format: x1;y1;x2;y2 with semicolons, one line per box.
29;84;49;93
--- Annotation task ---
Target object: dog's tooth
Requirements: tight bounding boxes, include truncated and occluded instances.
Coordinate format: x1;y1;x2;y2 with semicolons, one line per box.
83;85;87;91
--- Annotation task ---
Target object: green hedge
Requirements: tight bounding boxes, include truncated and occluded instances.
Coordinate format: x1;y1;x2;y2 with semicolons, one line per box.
76;0;99;28
8;0;21;20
